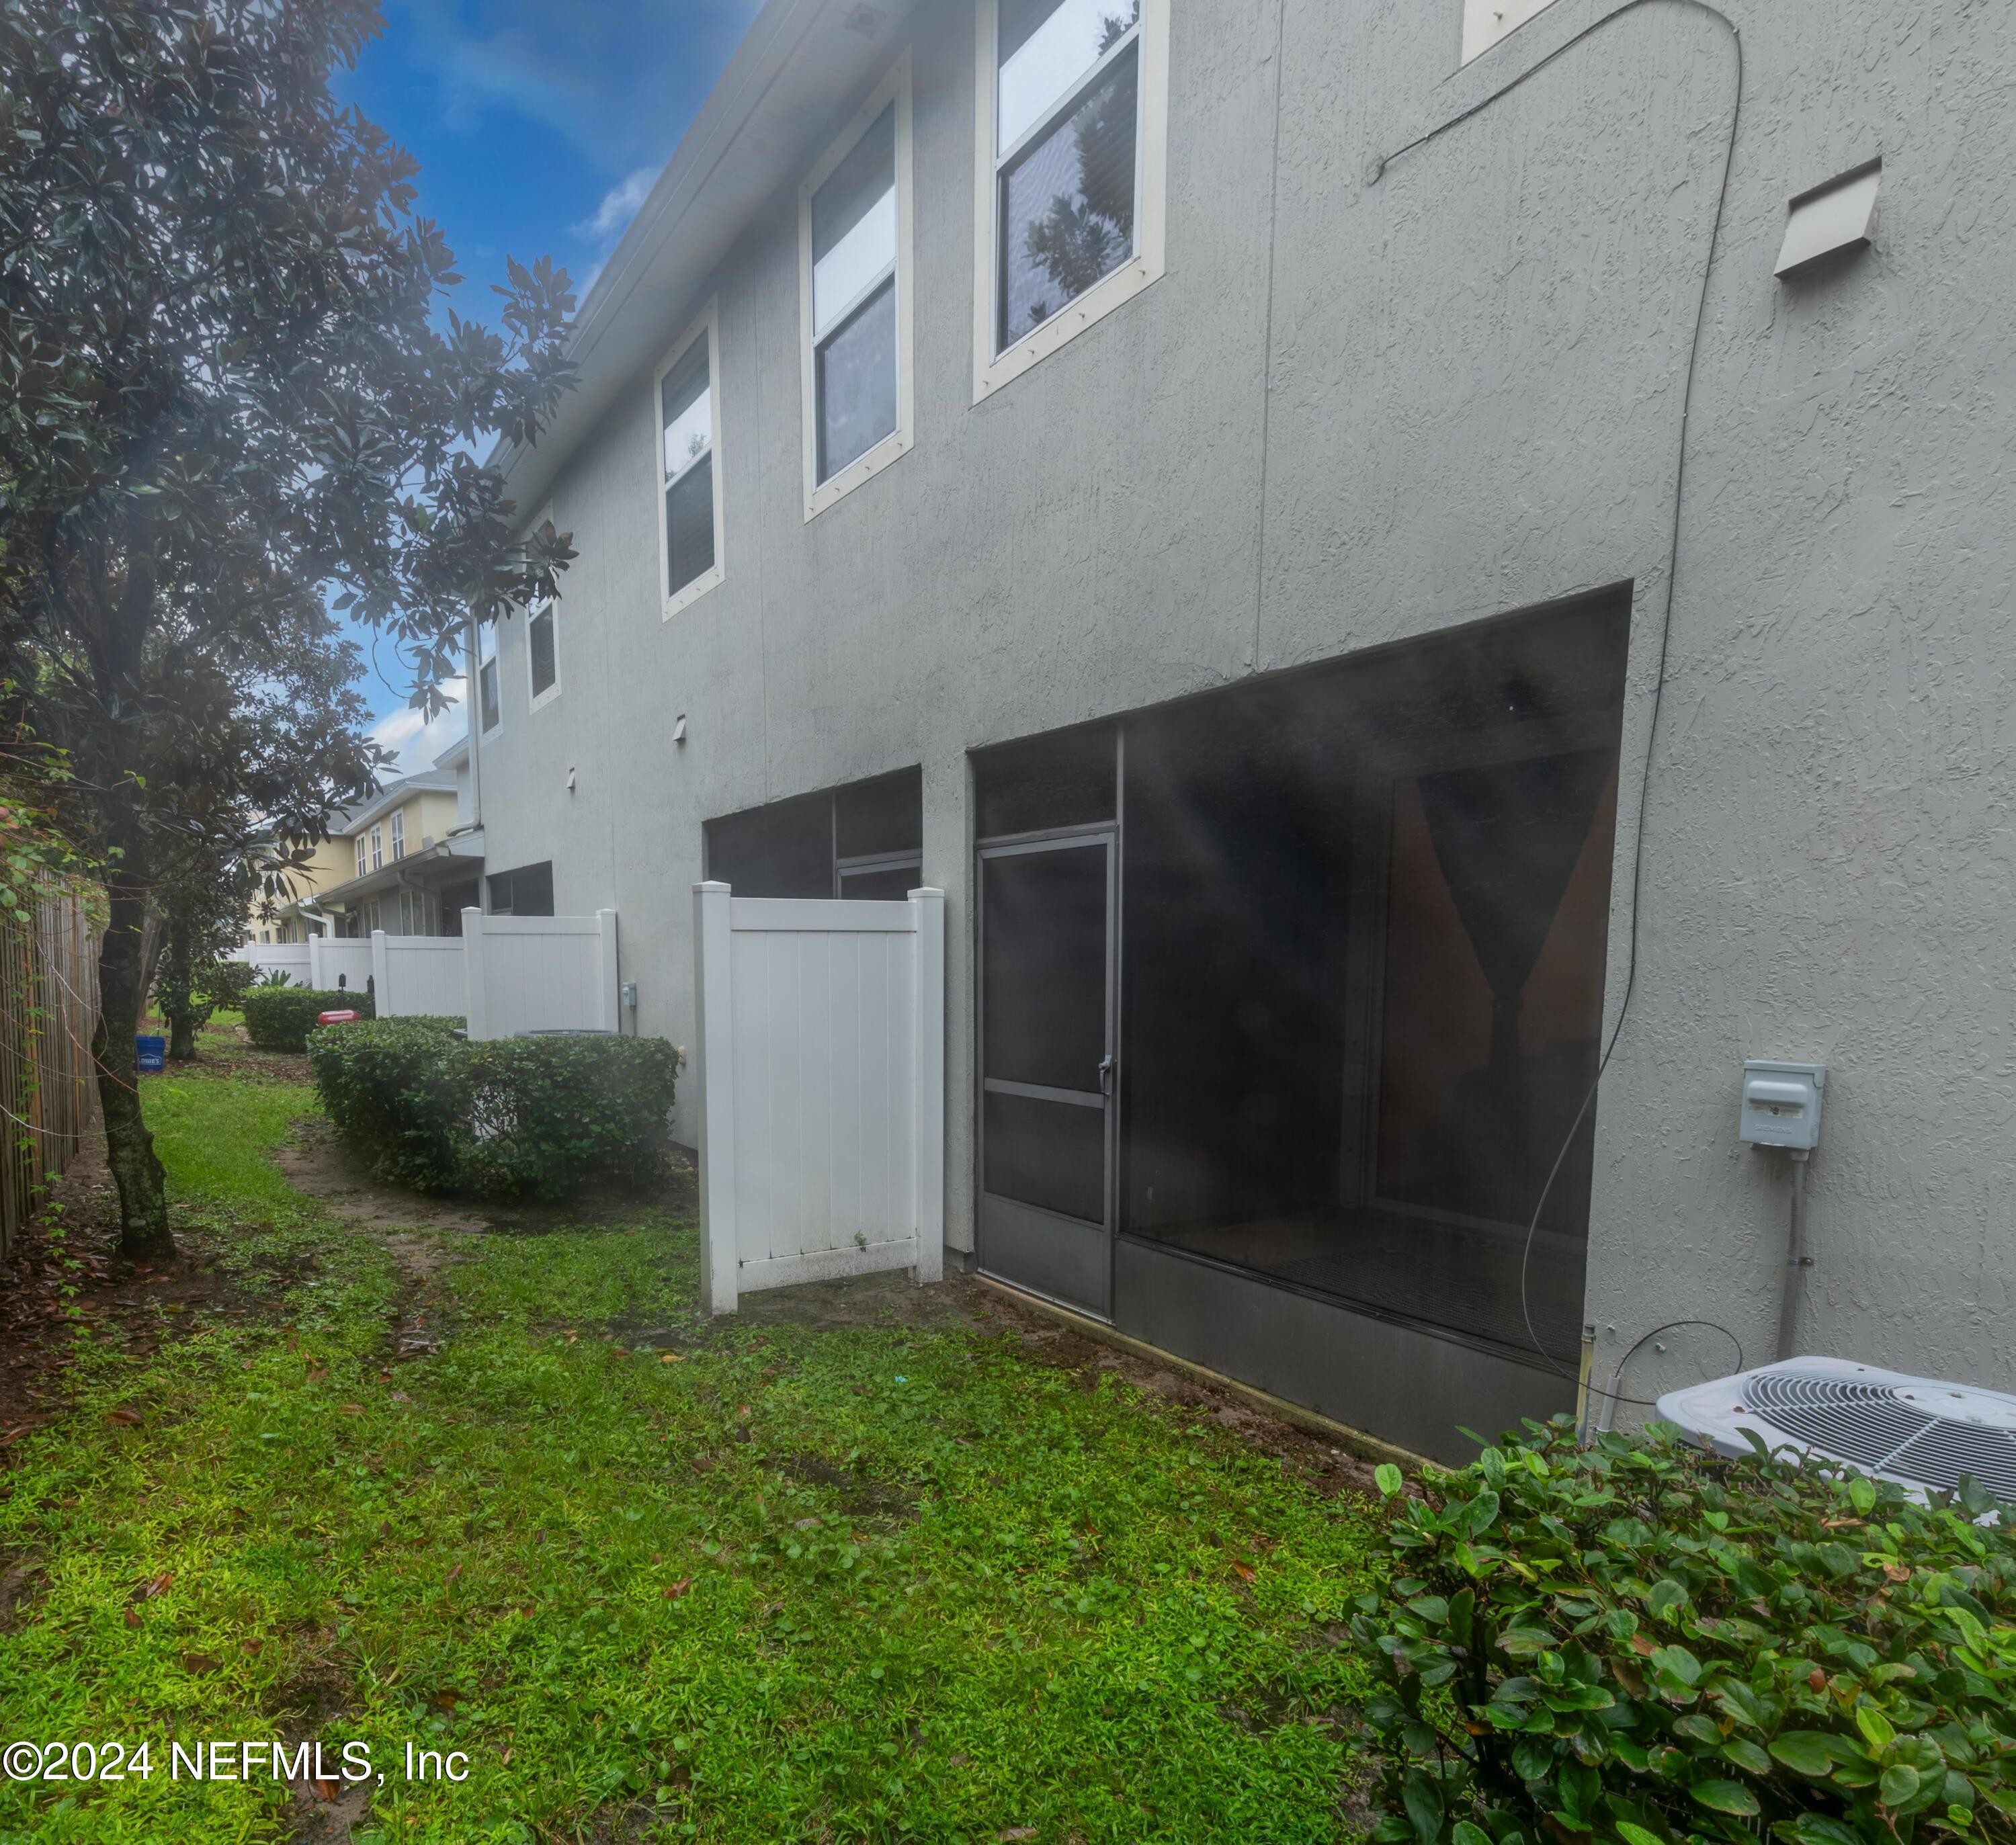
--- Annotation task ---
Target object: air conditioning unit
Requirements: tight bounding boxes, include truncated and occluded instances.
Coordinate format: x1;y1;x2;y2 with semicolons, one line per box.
1658;1356;2016;1500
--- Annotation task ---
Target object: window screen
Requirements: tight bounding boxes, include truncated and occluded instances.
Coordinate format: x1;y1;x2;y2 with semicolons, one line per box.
488;861;554;918
661;335;716;599
994;0;1141;350
974;726;1116;839
529;600;557;699
812;105;898;482
706;769;923;899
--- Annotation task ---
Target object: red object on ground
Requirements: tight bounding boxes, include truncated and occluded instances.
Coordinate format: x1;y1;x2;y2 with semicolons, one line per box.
316;1010;361;1026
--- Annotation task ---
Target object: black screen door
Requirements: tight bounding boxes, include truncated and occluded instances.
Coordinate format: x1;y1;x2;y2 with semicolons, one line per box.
977;832;1115;1316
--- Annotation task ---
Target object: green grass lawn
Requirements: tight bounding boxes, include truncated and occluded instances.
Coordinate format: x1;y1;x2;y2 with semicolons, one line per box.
0;1065;1378;1843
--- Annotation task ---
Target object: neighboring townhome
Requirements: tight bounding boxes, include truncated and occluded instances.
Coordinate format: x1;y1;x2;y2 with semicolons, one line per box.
466;0;2016;1459
248;762;481;943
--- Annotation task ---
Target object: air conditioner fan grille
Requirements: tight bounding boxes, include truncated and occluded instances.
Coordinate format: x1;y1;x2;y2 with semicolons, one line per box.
1745;1371;2016;1497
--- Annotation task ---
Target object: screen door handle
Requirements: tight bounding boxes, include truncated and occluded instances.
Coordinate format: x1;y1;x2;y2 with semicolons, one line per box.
1098;1054;1114;1096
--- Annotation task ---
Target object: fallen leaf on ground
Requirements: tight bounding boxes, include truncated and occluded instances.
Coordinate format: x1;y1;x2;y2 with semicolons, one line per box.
1230;1559;1257;1583
338;1404;364;1416
104;1408;143;1426
123;1608;140;1628
663;1578;692;1600
181;1651;220;1674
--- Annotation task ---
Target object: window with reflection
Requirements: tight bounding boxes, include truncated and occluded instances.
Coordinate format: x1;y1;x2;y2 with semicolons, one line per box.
528;595;558;702
658;320;717;602
476;620;500;735
810;103;900;483
993;0;1142;351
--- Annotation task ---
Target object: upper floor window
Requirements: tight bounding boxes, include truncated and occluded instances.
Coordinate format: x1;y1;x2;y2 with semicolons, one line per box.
800;59;913;517
974;0;1169;399
355;835;367;879
370;824;384;871
477;621;501;736
528;595;560;707
655;304;724;617
1462;0;1559;62
390;810;406;861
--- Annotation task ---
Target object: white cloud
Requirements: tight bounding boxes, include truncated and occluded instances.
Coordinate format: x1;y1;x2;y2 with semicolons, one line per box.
370;677;468;778
572;165;657;245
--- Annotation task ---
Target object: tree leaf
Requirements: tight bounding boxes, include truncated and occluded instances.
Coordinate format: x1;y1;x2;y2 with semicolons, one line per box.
1689;1778;1760;1817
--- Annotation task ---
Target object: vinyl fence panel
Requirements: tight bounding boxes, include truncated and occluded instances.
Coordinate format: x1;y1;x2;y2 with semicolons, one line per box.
369;933;468;1019
232;943;312;985
308;936;373;996
460;910;620;1040
693;882;944;1314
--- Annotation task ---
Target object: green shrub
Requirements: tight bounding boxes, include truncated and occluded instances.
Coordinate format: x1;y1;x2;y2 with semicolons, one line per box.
199;961;261;1010
307;1020;677;1201
242;986;375;1052
1352;1421;2016;1845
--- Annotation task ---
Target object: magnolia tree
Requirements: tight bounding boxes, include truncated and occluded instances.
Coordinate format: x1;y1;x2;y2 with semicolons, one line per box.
0;0;578;1256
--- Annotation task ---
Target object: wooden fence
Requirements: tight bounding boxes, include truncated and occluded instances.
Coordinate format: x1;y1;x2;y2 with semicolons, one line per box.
0;887;99;1260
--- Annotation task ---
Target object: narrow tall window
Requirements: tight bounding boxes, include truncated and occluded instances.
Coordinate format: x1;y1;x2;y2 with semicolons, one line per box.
655;308;722;614
390;810;406;861
528;595;559;705
801;62;912;515
477;621;501;736
355;836;367;879
974;0;1167;397
370;824;384;871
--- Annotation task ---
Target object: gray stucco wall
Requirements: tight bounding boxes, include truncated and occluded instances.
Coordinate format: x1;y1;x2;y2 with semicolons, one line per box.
470;0;2016;1426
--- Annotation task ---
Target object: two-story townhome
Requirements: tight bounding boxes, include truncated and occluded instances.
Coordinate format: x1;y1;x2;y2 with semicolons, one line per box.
464;0;2016;1459
249;765;482;942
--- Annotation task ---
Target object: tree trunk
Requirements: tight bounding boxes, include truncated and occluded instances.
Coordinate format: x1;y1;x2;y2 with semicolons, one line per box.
94;877;173;1259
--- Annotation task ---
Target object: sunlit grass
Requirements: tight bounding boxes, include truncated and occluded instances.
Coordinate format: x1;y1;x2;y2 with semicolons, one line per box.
0;1072;1376;1843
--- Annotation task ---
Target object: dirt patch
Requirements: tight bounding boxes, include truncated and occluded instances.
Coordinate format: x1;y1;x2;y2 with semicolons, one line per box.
736;1269;980;1333
278;1123;493;1238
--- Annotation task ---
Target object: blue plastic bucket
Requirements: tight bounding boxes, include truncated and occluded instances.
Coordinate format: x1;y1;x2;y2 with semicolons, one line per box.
135;1035;167;1074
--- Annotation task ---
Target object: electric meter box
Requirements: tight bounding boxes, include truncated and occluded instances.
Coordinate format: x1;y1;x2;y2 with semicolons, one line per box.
1739;1060;1826;1150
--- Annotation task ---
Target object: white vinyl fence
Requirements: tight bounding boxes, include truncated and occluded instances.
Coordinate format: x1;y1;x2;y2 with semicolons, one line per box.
308;935;373;995
461;908;620;1041
232;942;311;985
693;882;944;1314
372;932;468;1019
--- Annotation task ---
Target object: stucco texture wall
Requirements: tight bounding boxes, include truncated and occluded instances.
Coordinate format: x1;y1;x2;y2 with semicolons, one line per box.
472;0;2016;1417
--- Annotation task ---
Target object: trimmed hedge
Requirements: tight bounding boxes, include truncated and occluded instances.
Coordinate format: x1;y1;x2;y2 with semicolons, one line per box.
1352;1420;2016;1845
306;1018;677;1201
243;986;374;1052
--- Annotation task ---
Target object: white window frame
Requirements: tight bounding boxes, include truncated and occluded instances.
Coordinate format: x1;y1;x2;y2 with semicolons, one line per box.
1462;0;1560;63
652;301;725;621
971;0;1170;403
476;619;502;739
799;56;915;521
355;836;367;879
523;503;562;712
390;809;406;861
370;824;384;871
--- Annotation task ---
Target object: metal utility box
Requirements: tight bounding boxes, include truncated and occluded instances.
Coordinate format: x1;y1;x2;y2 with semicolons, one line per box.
1739;1060;1826;1150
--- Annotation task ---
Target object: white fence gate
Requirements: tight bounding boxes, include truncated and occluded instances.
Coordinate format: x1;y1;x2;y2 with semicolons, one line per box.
232;943;311;985
308;936;373;994
692;882;944;1314
461;909;620;1041
371;932;468;1019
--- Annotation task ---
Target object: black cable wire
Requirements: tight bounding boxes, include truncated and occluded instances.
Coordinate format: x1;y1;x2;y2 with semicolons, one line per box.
1368;0;1747;1385
1595;1318;1744;1418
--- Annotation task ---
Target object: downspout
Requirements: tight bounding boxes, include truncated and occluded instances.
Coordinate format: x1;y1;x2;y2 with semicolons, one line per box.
461;611;484;834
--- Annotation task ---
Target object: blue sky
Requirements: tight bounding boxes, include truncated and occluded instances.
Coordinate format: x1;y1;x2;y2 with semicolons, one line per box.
337;0;761;773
